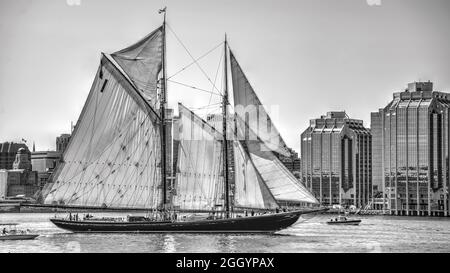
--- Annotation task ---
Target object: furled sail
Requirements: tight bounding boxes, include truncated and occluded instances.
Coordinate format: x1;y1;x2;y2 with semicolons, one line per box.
230;52;291;157
44;28;164;209
172;104;224;211
235;115;318;204
233;140;279;209
111;27;163;110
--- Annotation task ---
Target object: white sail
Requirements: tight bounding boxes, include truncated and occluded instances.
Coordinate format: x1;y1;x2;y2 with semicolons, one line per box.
230;52;291;157
112;27;163;109
233;140;279;209
44;28;164;209
172;104;224;211
235;115;318;204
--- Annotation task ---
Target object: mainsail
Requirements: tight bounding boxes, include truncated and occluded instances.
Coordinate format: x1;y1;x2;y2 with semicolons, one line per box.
230;52;291;157
44;28;164;209
172;104;224;211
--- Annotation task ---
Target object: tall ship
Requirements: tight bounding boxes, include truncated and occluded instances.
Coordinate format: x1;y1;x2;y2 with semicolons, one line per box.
43;10;321;233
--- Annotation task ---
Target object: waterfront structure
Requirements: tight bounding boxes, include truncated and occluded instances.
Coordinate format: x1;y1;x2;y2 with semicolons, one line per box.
371;81;450;216
0;148;39;199
31;151;61;173
56;134;71;153
0;142;30;170
31;151;62;187
301;111;372;207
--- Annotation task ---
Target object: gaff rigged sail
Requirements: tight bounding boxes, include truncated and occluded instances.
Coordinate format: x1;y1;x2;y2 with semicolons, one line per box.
44;27;164;209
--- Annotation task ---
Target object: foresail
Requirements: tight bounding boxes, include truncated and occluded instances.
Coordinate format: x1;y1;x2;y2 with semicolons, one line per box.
235;116;318;204
43;54;162;209
112;27;163;110
230;52;291;157
172;104;224;211
233;141;278;209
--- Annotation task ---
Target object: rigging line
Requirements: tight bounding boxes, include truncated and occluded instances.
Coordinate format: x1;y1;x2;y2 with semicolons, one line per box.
166;23;223;96
188;102;222;110
168;79;222;96
206;50;224;116
167;41;223;80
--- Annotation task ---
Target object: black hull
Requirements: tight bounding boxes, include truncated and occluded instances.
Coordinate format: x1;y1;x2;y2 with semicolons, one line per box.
50;210;319;233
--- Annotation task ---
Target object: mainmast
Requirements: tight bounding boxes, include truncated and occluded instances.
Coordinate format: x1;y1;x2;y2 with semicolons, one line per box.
222;34;230;218
160;7;168;209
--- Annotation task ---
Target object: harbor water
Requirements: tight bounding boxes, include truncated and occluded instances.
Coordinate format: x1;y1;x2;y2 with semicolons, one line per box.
1;213;450;253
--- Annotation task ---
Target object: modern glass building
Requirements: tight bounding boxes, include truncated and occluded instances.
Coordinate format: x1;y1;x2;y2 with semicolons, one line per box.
371;82;450;216
301;112;372;207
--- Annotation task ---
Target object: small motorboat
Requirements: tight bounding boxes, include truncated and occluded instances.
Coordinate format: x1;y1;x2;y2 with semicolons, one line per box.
0;223;39;241
326;215;361;225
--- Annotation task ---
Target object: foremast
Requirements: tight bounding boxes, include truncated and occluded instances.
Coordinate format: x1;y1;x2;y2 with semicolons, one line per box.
160;8;168;210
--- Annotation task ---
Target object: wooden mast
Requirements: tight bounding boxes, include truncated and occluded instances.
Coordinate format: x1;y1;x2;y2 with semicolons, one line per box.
222;34;230;218
160;8;168;209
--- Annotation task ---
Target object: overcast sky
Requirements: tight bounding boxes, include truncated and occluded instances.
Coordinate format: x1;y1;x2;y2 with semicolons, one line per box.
1;0;450;153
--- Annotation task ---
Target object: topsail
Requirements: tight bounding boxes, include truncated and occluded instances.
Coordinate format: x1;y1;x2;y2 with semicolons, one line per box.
230;52;292;157
111;27;163;109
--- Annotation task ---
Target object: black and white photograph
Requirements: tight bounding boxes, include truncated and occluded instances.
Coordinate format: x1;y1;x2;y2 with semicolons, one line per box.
1;0;450;261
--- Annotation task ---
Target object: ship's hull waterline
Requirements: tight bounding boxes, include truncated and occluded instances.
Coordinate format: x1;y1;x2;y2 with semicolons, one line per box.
50;209;321;233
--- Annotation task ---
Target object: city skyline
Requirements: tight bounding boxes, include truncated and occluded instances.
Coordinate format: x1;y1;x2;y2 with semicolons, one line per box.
1;0;450;152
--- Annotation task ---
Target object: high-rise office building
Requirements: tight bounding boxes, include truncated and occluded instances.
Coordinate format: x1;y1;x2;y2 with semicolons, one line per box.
301;111;372;207
371;81;450;216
